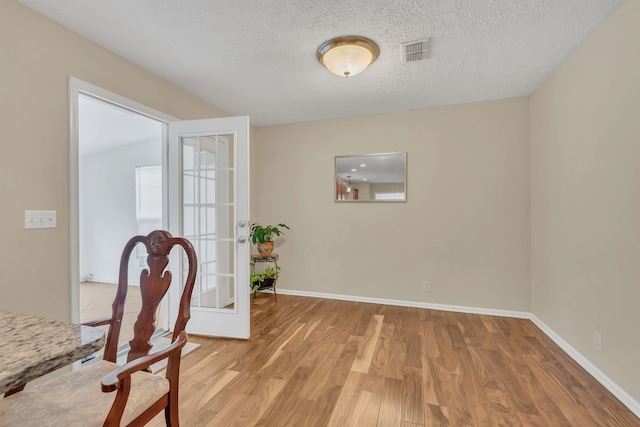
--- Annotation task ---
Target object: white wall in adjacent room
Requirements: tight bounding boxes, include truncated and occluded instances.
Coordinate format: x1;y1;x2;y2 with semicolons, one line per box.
80;138;161;284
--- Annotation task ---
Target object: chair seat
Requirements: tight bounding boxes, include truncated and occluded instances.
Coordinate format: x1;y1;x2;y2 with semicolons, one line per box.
0;360;169;427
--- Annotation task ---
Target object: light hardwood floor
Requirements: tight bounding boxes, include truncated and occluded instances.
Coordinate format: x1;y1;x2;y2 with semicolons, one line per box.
143;294;638;426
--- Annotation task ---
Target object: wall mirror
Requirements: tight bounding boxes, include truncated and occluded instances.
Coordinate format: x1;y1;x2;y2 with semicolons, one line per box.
335;152;407;202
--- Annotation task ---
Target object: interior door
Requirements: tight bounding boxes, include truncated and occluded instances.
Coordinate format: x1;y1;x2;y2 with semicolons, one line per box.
168;117;250;339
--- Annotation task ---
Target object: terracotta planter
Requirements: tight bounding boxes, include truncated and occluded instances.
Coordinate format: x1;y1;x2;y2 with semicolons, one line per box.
257;241;274;255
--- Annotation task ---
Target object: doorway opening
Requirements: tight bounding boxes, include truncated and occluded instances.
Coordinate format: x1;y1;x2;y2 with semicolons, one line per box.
70;78;251;342
78;93;164;350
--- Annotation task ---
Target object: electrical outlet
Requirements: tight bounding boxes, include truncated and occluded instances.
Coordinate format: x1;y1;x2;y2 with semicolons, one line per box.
593;331;602;352
422;281;430;292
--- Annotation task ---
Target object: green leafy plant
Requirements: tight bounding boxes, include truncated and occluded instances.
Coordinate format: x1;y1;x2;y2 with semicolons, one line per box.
249;223;290;244
250;264;281;293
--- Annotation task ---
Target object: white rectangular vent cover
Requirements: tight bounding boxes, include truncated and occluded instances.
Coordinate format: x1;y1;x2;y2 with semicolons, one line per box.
401;38;430;63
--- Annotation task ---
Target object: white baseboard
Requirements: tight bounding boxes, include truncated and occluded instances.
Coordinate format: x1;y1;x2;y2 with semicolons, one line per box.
530;315;640;418
276;288;530;318
83;276;117;285
276;288;640;418
83;276;139;286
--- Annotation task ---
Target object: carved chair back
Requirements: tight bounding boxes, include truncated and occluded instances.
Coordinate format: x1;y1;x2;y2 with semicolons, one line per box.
102;230;197;365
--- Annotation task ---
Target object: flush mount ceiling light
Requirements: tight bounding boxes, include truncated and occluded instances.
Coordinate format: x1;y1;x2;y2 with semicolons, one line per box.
317;36;379;77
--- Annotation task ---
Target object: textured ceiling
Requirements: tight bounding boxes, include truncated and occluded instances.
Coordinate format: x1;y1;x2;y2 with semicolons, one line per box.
19;0;624;126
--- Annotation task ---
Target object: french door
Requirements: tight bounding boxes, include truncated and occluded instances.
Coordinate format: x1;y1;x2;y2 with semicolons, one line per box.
168;117;250;339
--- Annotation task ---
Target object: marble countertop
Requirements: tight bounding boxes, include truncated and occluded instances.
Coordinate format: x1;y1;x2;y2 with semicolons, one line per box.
0;310;105;393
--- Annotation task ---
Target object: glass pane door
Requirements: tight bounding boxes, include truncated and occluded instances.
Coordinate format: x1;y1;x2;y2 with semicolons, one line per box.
181;134;235;310
168;116;249;339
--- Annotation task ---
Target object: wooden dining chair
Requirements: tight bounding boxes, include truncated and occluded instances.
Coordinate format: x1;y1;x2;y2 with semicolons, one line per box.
0;230;197;427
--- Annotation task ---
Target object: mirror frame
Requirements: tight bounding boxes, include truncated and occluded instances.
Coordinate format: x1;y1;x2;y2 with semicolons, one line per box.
334;152;407;203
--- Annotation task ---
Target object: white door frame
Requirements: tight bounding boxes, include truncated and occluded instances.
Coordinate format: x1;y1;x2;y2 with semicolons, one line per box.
67;77;176;324
167;117;251;338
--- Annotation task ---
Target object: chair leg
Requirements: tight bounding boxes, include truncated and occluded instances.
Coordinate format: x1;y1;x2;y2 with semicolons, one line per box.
165;393;180;427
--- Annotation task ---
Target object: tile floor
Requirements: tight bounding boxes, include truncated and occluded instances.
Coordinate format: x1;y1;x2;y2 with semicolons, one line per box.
79;282;163;351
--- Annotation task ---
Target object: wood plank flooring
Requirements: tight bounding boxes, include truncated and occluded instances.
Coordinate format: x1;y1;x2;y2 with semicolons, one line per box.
147;294;639;426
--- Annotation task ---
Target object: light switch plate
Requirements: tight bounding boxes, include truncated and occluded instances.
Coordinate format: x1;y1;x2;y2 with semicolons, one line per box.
25;210;57;229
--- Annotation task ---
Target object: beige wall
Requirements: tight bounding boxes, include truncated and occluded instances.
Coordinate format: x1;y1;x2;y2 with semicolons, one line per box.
531;0;640;402
253;97;531;311
0;1;226;321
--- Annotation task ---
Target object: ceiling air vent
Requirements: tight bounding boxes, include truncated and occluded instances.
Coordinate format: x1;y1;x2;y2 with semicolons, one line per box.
401;38;430;63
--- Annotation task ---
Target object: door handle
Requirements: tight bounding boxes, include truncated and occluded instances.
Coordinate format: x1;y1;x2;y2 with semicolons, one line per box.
237;236;247;244
238;220;247;228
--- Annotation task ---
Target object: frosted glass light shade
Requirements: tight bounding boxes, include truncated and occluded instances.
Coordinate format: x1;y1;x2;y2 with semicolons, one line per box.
317;36;379;77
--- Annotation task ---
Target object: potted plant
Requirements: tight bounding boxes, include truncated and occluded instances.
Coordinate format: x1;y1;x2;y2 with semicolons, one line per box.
250;264;281;293
249;223;290;255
